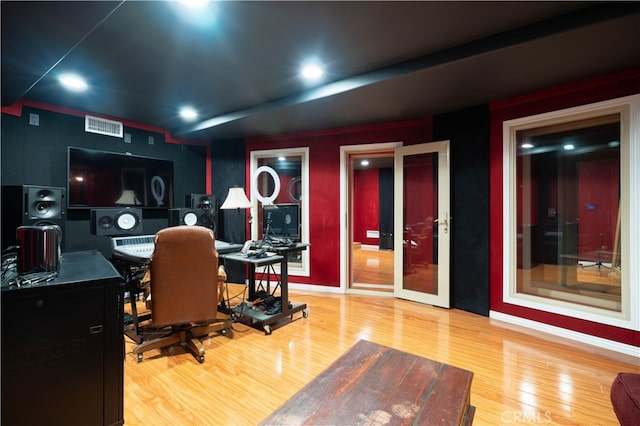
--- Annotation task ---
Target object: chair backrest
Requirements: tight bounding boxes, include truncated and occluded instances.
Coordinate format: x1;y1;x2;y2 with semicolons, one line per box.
150;225;219;326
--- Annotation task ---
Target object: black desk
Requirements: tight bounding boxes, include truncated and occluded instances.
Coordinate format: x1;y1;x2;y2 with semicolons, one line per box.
1;250;124;426
220;246;308;334
216;240;245;255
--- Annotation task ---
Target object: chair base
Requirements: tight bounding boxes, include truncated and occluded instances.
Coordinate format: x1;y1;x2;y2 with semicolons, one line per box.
133;318;231;363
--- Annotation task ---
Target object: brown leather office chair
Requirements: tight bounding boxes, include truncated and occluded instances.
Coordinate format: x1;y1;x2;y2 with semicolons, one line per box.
132;225;231;363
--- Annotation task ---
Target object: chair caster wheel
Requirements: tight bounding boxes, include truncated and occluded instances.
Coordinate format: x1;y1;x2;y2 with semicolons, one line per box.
198;355;205;363
303;308;309;318
137;353;143;362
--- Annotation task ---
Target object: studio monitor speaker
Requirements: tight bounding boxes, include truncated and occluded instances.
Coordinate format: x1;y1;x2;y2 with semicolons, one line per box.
168;208;216;232
186;193;217;211
90;208;143;236
184;193;217;230
1;185;66;249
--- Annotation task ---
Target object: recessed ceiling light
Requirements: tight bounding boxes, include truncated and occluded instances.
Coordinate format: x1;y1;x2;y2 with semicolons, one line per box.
300;64;324;81
58;73;88;91
173;0;216;27
179;0;209;10
179;106;198;121
521;143;534;149
563;143;575;151
360;159;370;167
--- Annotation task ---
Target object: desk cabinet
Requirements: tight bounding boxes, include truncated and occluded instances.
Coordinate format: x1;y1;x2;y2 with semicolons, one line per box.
1;250;124;426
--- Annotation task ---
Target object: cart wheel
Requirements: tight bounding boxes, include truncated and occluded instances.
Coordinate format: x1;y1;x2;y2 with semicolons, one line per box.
263;325;272;335
137;353;143;362
303;308;309;318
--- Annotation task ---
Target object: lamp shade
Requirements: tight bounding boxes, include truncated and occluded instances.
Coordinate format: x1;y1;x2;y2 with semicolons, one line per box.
220;187;251;209
115;189;141;205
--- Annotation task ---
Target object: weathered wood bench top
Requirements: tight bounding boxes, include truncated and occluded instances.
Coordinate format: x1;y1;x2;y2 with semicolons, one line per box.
261;339;475;425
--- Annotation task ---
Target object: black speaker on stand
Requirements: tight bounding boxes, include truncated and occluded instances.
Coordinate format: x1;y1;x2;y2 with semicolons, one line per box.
2;185;66;250
183;193;217;232
168;208;216;233
186;193;216;210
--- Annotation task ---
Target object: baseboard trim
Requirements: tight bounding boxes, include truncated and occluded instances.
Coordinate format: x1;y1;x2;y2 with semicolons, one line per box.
289;282;394;297
289;282;343;293
490;310;640;358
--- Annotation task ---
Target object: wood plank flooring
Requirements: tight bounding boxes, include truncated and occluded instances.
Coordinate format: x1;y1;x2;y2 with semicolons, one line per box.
123;290;638;425
351;245;393;290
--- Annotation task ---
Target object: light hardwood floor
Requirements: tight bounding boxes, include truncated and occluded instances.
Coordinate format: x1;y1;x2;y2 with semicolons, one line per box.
123;290;638;425
351;245;394;287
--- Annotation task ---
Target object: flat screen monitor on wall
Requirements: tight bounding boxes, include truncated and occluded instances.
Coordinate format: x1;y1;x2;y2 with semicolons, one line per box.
263;203;300;240
67;147;174;209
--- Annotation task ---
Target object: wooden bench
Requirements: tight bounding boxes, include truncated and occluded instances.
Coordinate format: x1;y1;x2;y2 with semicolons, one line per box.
261;339;474;425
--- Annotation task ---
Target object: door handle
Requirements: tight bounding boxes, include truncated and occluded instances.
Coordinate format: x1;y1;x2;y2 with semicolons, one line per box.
435;213;451;234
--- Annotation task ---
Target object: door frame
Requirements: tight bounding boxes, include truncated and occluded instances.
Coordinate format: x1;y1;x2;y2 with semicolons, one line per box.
340;142;402;294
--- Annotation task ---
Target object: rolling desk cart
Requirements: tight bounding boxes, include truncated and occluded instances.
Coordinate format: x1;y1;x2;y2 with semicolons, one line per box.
220;243;308;335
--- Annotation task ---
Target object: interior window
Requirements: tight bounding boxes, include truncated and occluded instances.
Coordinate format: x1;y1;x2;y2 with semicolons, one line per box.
516;115;621;311
504;95;638;329
250;148;309;276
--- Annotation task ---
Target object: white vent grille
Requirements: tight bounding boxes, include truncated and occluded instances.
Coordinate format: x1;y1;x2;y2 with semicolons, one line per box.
85;115;123;138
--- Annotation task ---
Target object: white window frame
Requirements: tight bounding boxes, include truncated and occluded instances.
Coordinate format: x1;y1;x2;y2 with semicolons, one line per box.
250;147;310;277
502;94;639;330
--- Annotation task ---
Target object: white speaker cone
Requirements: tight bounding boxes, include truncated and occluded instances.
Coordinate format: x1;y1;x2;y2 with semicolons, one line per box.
116;212;137;230
184;212;198;226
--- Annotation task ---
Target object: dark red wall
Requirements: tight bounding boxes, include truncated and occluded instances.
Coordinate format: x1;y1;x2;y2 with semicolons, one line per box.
577;158;619;254
353;168;380;245
246;118;433;287
489;66;640;347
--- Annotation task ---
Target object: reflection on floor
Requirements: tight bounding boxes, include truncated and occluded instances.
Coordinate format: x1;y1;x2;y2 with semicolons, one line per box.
352;245;393;291
351;245;437;294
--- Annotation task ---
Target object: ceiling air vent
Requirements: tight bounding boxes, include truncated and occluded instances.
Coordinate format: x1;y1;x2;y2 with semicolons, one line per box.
85;115;123;138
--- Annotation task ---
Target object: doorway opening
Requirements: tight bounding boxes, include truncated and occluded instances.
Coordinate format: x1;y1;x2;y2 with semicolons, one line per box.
350;152;395;292
341;142;401;294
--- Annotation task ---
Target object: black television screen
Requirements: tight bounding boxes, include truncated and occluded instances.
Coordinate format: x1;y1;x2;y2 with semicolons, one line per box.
67;147;174;209
263;203;300;240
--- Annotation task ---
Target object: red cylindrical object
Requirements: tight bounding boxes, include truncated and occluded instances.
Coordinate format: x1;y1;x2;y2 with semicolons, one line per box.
16;225;61;274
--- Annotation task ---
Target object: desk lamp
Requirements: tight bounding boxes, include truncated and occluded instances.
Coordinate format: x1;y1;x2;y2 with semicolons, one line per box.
221;187;252;223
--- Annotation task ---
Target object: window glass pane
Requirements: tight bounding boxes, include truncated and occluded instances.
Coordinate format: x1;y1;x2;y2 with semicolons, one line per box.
515;116;622;312
403;152;438;294
256;155;303;267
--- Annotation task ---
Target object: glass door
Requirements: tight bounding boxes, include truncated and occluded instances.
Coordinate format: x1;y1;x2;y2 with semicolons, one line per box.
394;141;450;308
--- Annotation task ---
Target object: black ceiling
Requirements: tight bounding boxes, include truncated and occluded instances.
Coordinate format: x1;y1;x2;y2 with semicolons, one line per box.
2;1;639;141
